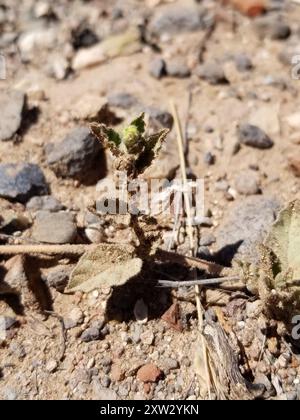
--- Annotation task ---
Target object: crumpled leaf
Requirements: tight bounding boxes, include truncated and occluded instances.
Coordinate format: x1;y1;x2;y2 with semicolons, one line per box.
90;113;169;177
259;200;300;320
66;243;143;292
264;200;300;284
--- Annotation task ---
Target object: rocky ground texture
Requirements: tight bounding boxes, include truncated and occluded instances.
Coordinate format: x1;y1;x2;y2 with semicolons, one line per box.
1;0;300;400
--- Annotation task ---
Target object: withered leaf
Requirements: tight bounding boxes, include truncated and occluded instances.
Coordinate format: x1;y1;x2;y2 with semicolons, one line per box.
264;199;300;284
66;243;143;292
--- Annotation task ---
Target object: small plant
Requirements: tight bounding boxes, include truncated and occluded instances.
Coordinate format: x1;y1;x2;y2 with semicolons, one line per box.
90;113;169;178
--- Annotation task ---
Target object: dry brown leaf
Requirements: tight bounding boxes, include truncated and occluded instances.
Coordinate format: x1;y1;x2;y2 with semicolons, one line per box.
66;243;143;293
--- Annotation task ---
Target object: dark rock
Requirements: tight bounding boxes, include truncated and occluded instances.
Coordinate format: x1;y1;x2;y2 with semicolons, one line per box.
166;58;190;78
44;266;71;292
143;106;174;130
149;3;211;36
32;211;77;244
0;163;48;203
107;92;138;109
215;196;280;264
238;124;274;149
196;61;228;85
0;90;25;141
26;195;64;212
46;127;103;180
234;54;253;72
81;326;101;343
72;25;99;50
204;151;215;165
234;170;260;195
149;58;166;79
197;246;211;260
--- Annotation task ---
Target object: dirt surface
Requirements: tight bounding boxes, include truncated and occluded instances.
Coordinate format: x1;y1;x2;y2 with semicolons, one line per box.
1;0;300;400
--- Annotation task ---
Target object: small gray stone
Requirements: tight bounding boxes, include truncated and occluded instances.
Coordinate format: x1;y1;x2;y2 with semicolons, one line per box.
81;326;101;343
162;358;179;374
197;246;211;259
149;58;166;79
234;54;253;72
199;233;216;247
196;61;228;85
141;106;174;130
32;211;77;244
107;93;137;109
0;163;48;203
234;170;260;196
166;58;190;78
149;3;210;36
246;300;263;319
26;195;64;212
0;90;25;141
45;266;71;292
46;127;103;180
238;124;274;149
101;376;111;388
215;196;280;264
0;315;17;330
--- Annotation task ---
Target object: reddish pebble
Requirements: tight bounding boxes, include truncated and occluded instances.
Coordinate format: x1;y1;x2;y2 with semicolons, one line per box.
137;364;163;383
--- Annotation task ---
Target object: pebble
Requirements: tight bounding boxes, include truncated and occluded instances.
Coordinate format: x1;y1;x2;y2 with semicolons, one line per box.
92;378;117;400
166;58;190;78
0;89;25;141
143;106;174;130
149;58;166;79
140;330;154;346
162;358;179;374
26;195;64;212
81;326;101;343
32;211;77;244
18;28;56;60
204;152;216;166
101;376;111;388
137;364;163;383
44;266;71;292
64;307;84;329
237;124;274;149
196;61;228;85
149;3;209;35
246;300;263;319
234;53;253;72
46;127;103;180
72;25;99;50
199;233;216;247
215;196;280;264
107;92;138;109
131;324;142;343
110;364;125;382
45;360;58;373
0;315;17;331
0;163;48;203
234;170;260;195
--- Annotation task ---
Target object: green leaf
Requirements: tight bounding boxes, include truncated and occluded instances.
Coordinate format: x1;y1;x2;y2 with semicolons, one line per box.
130;113;146;135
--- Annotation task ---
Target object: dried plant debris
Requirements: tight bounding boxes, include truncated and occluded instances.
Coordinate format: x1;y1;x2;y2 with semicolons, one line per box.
90;113;169;178
66;243;143;293
257;200;300;320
